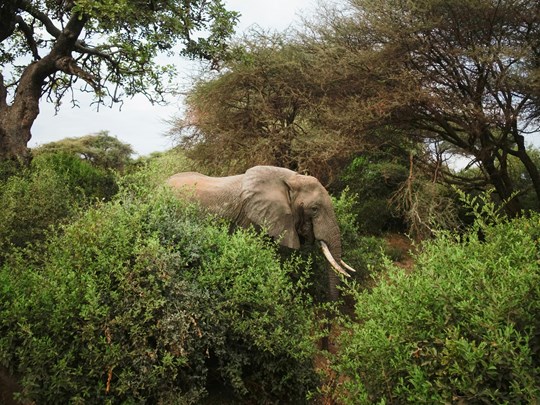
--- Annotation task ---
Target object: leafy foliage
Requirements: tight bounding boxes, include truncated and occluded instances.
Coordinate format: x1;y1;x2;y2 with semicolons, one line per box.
457;149;540;215
121;149;197;195
331;199;540;403
0;182;319;403
341;154;408;234
0;0;239;159
170;33;356;181
0;152;118;259
331;188;387;283
305;0;540;215
1;0;239;107
33;132;134;171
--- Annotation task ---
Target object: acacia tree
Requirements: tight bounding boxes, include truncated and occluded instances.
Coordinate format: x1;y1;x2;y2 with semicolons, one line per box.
306;0;540;215
170;33;364;181
0;0;238;161
33;131;134;170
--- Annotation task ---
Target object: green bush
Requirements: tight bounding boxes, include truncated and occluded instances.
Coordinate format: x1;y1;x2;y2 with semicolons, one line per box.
122;149;196;195
331;210;540;403
0;152;117;259
341;155;408;234
0;186;319;403
33;131;134;171
33;152;118;200
332;188;387;282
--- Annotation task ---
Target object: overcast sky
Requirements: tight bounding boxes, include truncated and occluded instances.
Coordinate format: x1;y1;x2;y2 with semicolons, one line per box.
29;1;316;156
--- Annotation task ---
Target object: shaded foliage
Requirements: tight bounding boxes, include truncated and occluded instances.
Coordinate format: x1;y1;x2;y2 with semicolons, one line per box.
340;150;409;235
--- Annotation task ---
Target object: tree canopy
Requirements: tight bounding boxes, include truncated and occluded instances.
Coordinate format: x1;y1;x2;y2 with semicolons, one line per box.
308;0;540;215
170;33;367;182
0;0;238;160
174;0;540;216
33;131;134;170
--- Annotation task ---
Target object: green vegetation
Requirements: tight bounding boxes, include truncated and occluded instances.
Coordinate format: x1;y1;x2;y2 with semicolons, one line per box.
332;188;388;281
0;0;238;160
1;144;539;403
340;154;408;235
2;0;540;402
0;168;319;404
331;199;540;404
0;152;118;260
33;132;135;171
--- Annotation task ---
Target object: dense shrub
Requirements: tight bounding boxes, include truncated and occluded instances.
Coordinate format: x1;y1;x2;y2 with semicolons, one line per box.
0;153;117;259
331;207;540;403
340;155;408;234
0;186;319;403
123;149;196;192
332;188;389;281
33;152;118;200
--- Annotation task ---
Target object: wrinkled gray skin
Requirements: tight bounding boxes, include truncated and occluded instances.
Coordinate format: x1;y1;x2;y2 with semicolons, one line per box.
167;165;347;300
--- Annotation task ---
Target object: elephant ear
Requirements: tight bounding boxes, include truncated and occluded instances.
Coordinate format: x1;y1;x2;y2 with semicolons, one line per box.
240;166;301;249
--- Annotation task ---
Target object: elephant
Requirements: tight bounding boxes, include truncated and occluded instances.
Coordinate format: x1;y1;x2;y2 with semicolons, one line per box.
166;165;355;300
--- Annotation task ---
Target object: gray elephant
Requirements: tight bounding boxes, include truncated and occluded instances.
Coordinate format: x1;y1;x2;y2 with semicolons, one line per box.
166;165;355;300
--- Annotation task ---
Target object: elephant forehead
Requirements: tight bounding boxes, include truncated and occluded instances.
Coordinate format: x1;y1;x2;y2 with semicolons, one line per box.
303;176;322;187
295;175;327;194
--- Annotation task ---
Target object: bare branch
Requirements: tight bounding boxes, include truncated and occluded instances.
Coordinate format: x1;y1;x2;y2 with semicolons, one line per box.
15;15;40;60
0;72;7;109
55;56;99;90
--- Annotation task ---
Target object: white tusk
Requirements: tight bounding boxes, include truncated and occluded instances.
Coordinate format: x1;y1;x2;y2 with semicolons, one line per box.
319;241;350;277
340;259;356;273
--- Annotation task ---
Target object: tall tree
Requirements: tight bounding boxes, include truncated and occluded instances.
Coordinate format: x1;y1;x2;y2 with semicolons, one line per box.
0;0;238;161
306;0;540;215
171;33;363;182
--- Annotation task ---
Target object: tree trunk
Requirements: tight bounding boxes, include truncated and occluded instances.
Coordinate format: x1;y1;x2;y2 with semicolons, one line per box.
514;134;540;210
0;65;46;161
0;116;32;163
0;67;41;161
0;13;88;162
480;154;521;217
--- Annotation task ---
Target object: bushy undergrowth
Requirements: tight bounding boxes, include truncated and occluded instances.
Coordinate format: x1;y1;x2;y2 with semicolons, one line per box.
124;149;195;191
332;188;388;280
340;155;407;234
0;152;117;259
0;186;319;403
332;207;540;403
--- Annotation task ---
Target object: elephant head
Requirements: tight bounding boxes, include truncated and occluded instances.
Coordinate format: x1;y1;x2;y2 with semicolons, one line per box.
167;165;355;299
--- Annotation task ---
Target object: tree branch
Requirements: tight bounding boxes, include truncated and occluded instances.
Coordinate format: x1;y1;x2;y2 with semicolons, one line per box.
55;56;99;90
15;15;40;60
19;0;62;39
0;72;7;109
